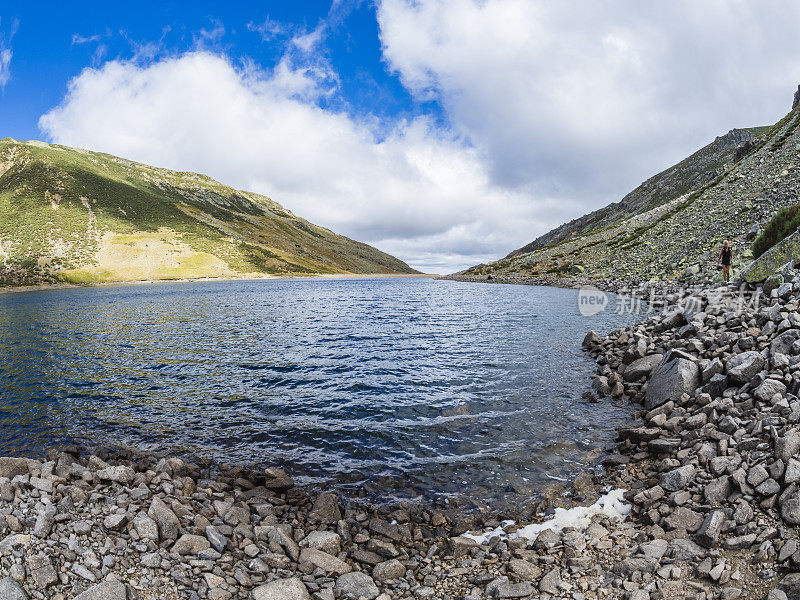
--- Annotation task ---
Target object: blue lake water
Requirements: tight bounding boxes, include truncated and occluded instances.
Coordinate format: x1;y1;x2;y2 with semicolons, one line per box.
0;277;644;511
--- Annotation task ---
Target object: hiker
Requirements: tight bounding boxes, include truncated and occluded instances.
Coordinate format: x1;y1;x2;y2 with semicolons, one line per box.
718;240;732;283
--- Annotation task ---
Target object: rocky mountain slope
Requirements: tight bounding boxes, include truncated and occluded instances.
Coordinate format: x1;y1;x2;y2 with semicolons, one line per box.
0;139;418;286
460;89;800;284
510;126;770;257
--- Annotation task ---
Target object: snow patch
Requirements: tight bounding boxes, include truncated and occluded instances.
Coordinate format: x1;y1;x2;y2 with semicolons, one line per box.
463;488;630;545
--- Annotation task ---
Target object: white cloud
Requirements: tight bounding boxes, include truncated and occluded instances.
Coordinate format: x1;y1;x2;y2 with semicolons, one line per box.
39;52;547;272
36;2;800;272
0;17;18;89
377;0;800;199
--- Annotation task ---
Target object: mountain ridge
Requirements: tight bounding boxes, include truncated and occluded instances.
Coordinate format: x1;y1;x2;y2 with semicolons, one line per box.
459;87;800;284
0;139;419;286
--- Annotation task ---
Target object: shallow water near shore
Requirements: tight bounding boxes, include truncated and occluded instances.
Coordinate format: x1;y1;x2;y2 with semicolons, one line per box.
0;277;645;512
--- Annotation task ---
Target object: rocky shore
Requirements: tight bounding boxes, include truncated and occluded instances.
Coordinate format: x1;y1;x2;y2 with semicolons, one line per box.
3;277;800;600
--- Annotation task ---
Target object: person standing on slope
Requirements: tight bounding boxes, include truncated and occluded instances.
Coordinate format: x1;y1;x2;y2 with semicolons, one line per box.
718;240;732;284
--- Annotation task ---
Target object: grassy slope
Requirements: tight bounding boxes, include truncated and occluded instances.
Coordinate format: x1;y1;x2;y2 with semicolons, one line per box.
508;126;771;258
464;104;800;282
0;139;418;285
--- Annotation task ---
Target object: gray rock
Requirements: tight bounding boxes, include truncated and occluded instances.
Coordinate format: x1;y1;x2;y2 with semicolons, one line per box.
665;506;703;532
28;553;58;589
103;513;128;531
206;525;228;553
308;492;342;523
538;568;561;595
747;464;769;487
447;535;478;558
705;476;732;505
767;590;788;600
0;534;31;553
334;572;379;600
299;548;352;576
725;351;765;384
670;538;704;561
96;465;135;485
0;458;29;479
299;530;340;555
148;496;180;541
623;354;663;382
507;558;543;581
645;357;700;410
776;431;800;462
251;578;310;600
73;580;127;600
582;331;602;348
785;459;800;484
372;559;406;582
0;577;28;600
32;506;56;538
695;510;725;548
754;379;787;403
781;490;800;524
772;329;800;357
660;465;696;492
778;572;800;598
133;513;159;542
171;533;210;555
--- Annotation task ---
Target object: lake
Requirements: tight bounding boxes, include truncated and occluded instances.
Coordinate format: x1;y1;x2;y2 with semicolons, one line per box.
0;277;644;512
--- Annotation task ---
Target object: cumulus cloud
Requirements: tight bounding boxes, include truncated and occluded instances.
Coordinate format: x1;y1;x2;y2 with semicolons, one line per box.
377;0;800;200
39;52;546;272
36;2;800;272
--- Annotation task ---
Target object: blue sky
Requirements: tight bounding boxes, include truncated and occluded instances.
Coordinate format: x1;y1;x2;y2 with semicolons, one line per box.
3;2;800;272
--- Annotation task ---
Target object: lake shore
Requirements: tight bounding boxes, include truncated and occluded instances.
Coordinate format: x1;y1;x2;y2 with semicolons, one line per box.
0;273;437;296
2;278;798;600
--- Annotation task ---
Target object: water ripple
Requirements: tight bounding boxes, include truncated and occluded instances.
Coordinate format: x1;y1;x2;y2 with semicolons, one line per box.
0;278;643;510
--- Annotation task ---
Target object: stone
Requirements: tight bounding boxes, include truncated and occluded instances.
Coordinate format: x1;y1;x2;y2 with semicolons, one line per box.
133;513;159;542
747;464;769;487
0;458;29;479
670;538;704;561
299;530;341;555
148;496;180;541
538;568;561;595
778;572;800;598
772;329;800;357
308;492;342;523
73;580;127;600
264;468;294;492
171;533;211;555
776;431;800;461
645;357;700;410
447;535;478;558
623;354;663;382
582;331;602;348
0;578;28;600
28;553;58;589
372;559;406;582
508;558;543;581
695;510;725;548
206;525;228;553
334;572;380;600
299;548;352;576
725;351;765;384
705;476;732;505
32;506;56;538
660;465;696;492
103;513;128;531
785;459;800;484
251;578;310;600
0;534;30;553
781;490;800;524
754;379;787;403
741;231;800;283
665;506;703;532
96;465;135;485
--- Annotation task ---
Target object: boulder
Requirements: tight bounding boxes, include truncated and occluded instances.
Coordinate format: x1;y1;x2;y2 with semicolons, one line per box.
780;490;800;524
73;580;127;600
251;578;310;600
740;231;800;283
334;572;379;600
96;465;135;485
725;351;765;385
308;492;342;523
582;330;602;349
623;354;663;382
754;379;787;403
148;496;180;541
299;548;351;576
772;330;800;357
0;457;29;479
645;357;700;410
0;578;28;600
372;559;406;582
171;534;210;555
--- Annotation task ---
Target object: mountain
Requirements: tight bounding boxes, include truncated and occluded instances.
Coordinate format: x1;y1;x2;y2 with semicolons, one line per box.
0;139;418;286
459;87;800;284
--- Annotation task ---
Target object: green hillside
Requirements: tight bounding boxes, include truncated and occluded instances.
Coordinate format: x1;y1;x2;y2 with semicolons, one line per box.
0;139;418;286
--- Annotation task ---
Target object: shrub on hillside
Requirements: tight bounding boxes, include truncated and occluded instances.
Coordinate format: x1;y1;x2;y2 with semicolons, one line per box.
752;203;800;258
